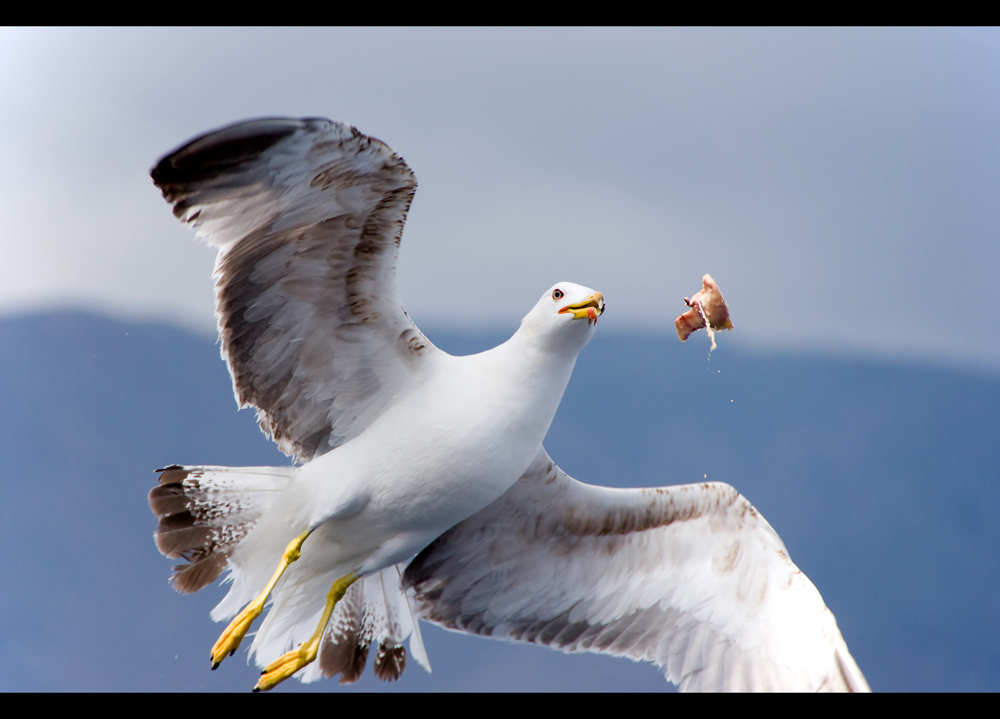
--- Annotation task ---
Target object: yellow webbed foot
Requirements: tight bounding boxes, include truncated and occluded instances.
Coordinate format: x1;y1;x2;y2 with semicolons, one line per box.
251;570;360;692
253;638;321;692
209;528;313;671
211;598;264;669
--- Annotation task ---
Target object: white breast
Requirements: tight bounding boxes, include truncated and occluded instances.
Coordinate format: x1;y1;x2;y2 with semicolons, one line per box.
242;332;582;587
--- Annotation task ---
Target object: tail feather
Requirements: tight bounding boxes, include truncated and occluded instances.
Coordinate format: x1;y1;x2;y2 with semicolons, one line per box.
290;564;431;683
318;582;371;683
150;464;432;684
149;464;293;593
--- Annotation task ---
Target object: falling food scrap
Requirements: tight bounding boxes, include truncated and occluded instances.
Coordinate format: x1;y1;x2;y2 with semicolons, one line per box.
675;274;734;351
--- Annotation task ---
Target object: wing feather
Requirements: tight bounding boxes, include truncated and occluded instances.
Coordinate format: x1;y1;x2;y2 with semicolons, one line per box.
404;448;870;692
152;118;440;461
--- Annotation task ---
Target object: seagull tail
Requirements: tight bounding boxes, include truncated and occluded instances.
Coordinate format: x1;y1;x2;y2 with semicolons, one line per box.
148;464;294;593
150;464;433;684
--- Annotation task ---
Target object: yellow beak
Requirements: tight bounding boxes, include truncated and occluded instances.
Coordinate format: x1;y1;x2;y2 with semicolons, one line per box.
559;292;605;325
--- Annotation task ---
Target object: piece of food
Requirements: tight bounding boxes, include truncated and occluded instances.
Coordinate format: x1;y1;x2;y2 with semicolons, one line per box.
675;274;733;349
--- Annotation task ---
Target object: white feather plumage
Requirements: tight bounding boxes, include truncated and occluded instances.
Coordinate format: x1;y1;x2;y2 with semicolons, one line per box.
149;117;868;691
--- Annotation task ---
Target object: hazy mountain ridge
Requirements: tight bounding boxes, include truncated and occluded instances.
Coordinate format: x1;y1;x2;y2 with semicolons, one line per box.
1;311;997;691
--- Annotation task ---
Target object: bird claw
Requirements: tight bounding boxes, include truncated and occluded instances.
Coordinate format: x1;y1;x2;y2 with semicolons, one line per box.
253;641;319;692
208;530;314;672
210;600;262;669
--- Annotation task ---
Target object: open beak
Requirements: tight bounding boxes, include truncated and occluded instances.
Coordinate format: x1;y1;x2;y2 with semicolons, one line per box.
559;292;605;325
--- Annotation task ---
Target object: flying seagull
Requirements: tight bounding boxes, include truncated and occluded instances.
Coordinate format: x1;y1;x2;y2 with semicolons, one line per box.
148;117;869;692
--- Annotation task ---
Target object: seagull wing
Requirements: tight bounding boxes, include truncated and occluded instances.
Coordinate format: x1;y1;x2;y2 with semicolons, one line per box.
404;448;870;692
152;118;440;462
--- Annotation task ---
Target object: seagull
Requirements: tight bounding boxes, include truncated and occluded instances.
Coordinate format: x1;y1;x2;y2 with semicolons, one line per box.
148;117;870;692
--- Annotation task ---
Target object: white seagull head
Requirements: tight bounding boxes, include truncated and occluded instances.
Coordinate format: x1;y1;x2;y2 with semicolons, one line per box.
519;282;605;349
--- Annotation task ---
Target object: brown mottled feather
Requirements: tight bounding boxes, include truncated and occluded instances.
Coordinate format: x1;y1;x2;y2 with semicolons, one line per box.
171;554;228;595
316;567;418;683
319;583;371;684
148;465;291;594
373;643;406;681
404;448;870;692
150;118;438;464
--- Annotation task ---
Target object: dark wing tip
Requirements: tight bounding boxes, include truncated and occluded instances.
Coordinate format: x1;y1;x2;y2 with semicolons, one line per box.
373;643;406;681
150;117;310;191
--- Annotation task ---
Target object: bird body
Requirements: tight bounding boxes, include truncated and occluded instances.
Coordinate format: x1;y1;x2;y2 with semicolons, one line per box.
214;289;597;645
149;116;869;691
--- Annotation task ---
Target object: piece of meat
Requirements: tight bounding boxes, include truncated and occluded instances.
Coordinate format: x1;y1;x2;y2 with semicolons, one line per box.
675;274;733;347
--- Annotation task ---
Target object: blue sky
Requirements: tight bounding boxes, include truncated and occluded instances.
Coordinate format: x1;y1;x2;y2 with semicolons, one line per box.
2;27;998;373
1;29;999;692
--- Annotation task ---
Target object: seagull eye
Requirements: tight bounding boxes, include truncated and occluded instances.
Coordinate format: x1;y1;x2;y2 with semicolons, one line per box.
552;289;564;300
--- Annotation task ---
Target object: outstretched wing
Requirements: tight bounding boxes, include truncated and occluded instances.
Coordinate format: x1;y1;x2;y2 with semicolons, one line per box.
152;118;441;462
404;448;870;692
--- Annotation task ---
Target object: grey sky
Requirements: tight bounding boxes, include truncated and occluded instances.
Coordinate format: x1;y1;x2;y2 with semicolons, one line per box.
2;27;998;372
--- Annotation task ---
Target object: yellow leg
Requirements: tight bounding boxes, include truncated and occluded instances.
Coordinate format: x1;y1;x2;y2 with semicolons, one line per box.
210;529;313;670
253;571;360;692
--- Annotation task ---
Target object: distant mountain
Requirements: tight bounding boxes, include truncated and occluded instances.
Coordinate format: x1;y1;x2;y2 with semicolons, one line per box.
1;311;997;691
